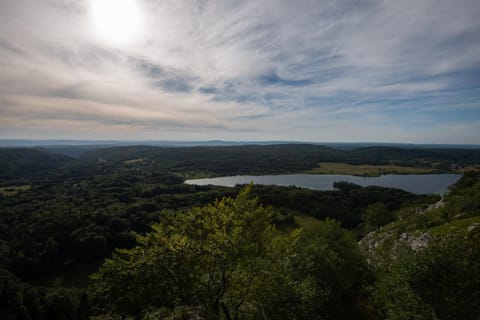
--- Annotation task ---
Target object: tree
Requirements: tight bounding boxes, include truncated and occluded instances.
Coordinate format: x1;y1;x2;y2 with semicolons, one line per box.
251;220;369;319
90;186;279;319
372;234;480;320
362;202;395;231
90;187;371;319
42;236;59;268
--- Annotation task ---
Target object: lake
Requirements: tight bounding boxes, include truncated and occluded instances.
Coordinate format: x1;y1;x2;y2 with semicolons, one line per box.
185;174;462;194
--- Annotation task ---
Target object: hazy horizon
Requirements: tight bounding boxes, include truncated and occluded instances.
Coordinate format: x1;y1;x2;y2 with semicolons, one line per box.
1;0;479;143
1;138;480;149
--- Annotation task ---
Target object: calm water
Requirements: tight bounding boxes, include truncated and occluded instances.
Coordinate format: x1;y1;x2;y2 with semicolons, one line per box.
185;174;461;194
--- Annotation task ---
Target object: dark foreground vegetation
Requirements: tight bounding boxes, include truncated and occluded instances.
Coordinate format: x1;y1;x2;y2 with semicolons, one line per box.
0;145;479;319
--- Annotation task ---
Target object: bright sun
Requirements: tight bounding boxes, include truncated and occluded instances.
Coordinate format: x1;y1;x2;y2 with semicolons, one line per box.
90;0;143;45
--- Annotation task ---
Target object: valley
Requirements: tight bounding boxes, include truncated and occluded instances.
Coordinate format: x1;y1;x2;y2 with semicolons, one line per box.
0;143;479;319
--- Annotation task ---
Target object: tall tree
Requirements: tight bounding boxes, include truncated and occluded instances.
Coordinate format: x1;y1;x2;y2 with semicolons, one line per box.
90;186;279;319
90;187;369;319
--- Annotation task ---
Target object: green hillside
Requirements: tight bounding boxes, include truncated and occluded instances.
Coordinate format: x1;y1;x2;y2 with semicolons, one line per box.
0;146;478;319
77;144;480;177
0;148;72;183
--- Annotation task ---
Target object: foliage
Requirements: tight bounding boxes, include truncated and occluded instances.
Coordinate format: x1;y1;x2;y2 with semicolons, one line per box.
365;172;480;320
91;187;277;318
0;146;478;319
250;184;420;229
0;148;72;182
0;268;90;320
251;220;369;320
362;202;396;232
371;171;480;236
443;171;480;219
372;234;480;320
333;181;363;191
90;188;369;319
78;145;480;177
0;168;421;284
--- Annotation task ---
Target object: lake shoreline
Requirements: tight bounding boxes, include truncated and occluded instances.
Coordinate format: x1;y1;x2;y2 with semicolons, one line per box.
185;173;462;195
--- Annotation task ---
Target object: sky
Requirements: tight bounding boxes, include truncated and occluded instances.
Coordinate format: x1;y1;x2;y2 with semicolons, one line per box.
0;0;479;143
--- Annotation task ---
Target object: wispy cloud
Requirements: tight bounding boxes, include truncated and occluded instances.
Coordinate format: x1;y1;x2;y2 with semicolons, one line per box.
0;0;479;143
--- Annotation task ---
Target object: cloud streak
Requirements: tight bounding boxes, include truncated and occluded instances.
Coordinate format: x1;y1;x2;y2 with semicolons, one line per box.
0;0;479;143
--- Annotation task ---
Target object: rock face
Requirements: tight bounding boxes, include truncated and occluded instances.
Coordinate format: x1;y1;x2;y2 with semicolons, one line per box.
426;196;445;212
360;230;432;252
468;223;479;233
359;231;389;252
359;230;432;265
400;232;431;251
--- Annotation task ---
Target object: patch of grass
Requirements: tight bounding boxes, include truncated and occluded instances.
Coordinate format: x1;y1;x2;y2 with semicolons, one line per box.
457;165;480;173
0;184;31;196
377;212;480;240
181;171;217;179
306;162;437;177
294;215;325;233
428;216;480;237
274;214;325;235
124;158;147;164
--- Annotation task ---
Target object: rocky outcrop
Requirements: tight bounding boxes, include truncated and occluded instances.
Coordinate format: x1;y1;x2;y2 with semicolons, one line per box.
426;196;445;212
468;222;479;233
359;230;431;265
399;232;431;250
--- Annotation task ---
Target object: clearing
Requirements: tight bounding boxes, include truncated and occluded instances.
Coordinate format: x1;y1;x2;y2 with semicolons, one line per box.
0;184;31;196
307;162;436;176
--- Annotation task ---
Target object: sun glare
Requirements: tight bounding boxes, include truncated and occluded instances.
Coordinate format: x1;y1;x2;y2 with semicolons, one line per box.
90;0;143;45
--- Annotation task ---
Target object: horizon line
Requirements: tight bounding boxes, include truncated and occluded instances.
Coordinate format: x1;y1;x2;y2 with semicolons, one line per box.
0;138;479;148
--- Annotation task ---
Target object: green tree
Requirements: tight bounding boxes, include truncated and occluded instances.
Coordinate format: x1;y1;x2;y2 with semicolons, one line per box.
251;220;369;319
372;234;480;320
362;202;395;231
90;187;279;319
43;236;59;267
90;187;370;319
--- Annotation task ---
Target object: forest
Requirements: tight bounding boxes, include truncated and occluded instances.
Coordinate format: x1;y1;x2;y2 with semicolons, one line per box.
0;145;479;319
3;144;480;183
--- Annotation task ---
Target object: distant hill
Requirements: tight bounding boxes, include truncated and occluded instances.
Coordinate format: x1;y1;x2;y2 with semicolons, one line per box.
77;144;480;177
37;145;115;158
1;144;479;182
2;139;479;149
346;146;480;165
79;144;340;176
0;148;73;181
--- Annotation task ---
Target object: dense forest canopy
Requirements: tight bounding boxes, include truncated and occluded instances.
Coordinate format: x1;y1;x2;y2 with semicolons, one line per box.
77;144;480;176
2;144;480;183
0;145;479;319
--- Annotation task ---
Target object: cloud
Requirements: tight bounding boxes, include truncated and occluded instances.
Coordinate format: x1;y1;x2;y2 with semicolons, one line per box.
0;0;479;143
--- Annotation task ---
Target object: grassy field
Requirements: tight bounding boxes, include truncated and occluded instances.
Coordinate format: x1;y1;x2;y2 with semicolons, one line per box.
276;214;325;235
124;158;147;164
428;216;480;237
458;165;480;173
294;215;326;232
0;184;31;196
306;162;436;176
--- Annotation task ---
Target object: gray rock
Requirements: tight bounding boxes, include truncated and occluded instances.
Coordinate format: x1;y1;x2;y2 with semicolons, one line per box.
468;223;479;232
